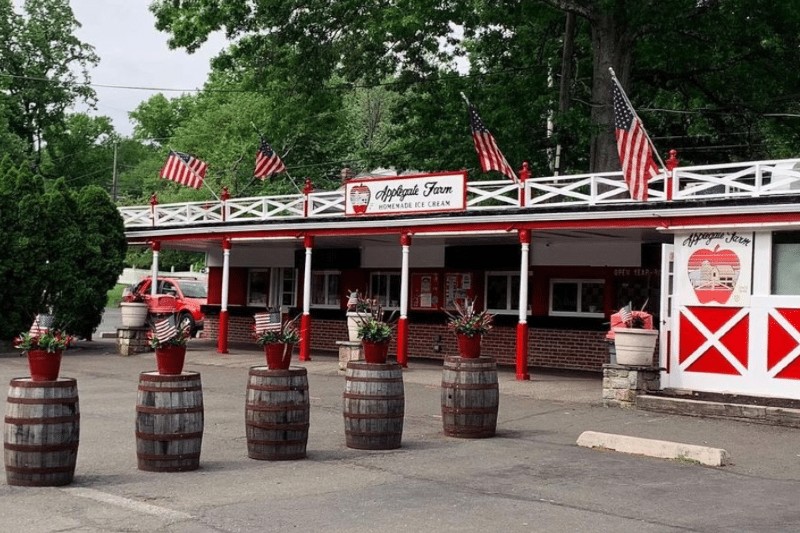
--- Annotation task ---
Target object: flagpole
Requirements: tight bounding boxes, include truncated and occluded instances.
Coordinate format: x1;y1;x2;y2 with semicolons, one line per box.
608;68;667;171
459;92;471;107
167;148;220;201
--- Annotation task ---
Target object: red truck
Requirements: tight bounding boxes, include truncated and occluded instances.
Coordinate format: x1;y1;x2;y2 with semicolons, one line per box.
123;276;207;335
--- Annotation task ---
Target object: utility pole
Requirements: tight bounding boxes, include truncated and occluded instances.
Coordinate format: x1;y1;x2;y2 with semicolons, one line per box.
111;141;118;201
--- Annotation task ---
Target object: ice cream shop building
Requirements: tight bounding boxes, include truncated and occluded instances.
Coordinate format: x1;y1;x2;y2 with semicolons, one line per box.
120;156;800;401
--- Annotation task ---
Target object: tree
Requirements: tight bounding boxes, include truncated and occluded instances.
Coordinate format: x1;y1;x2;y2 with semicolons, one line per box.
40;113;116;189
0;0;98;166
150;0;800;175
0;160;126;341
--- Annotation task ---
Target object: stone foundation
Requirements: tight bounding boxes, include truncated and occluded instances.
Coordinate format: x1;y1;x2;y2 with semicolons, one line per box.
117;327;150;356
336;340;363;372
602;364;661;408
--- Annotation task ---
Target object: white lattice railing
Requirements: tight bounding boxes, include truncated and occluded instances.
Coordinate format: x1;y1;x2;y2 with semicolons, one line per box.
119;158;800;228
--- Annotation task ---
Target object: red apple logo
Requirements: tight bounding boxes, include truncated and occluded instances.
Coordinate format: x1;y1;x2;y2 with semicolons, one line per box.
350;184;370;214
687;245;740;304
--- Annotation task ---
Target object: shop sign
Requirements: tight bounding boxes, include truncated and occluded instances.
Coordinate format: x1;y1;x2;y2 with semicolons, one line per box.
676;231;753;306
345;172;466;216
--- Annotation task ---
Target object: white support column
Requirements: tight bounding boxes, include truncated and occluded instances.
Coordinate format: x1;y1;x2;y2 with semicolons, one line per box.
516;230;531;380
397;233;411;367
150;242;160;297
217;239;231;354
300;235;314;361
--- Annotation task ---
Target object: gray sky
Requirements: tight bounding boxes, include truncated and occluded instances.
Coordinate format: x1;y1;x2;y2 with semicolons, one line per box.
70;0;226;137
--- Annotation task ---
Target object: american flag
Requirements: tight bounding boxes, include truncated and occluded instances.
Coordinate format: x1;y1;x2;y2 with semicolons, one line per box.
612;80;659;201
468;103;518;183
159;150;208;189
29;317;49;336
254;136;286;179
254;312;281;333
154;317;178;342
619;304;633;325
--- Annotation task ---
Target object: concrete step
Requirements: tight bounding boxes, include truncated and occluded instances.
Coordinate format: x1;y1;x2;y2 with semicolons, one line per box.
636;394;800;428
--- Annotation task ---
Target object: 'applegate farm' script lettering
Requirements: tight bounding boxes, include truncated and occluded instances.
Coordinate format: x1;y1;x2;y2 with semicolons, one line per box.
374;181;454;203
682;232;752;248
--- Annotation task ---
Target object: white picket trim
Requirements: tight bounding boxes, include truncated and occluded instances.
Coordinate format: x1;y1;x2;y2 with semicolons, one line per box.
119;158;800;228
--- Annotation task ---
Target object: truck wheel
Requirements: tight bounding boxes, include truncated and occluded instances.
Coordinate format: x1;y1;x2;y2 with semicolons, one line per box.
178;312;196;336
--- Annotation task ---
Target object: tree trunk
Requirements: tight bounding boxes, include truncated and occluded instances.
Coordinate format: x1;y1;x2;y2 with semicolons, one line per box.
588;12;634;173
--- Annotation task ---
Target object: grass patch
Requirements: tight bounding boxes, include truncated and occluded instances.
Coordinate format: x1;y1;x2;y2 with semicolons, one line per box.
106;283;127;308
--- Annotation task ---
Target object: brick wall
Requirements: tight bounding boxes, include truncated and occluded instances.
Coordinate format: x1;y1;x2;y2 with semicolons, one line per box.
207;316;609;372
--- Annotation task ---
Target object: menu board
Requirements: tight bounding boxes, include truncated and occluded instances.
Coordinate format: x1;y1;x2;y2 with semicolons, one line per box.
410;273;440;310
444;272;473;310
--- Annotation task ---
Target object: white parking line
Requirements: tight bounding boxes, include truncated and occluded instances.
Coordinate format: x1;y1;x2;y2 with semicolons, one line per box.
64;487;193;521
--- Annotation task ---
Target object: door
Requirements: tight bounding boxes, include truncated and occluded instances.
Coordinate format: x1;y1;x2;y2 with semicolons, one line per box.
659;244;674;386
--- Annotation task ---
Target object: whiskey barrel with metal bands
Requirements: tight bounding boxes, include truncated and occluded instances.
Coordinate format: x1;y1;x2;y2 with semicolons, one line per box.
245;366;309;460
135;371;203;472
4;377;79;486
343;362;404;450
441;356;499;438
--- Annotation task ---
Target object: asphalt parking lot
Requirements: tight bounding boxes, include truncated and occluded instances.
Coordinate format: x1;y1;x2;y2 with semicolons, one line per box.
2;332;800;532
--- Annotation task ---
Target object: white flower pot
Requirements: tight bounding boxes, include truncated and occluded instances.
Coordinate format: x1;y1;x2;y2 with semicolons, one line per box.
613;328;658;366
346;312;369;342
120;302;149;328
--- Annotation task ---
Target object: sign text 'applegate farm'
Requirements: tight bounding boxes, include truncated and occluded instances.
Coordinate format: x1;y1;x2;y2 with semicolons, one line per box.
345;172;467;216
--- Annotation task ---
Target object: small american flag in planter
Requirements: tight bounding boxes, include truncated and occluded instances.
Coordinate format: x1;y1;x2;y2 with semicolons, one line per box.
254;311;281;333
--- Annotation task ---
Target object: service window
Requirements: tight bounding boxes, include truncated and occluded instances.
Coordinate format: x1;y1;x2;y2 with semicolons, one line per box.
370;272;401;308
549;279;605;317
311;271;341;308
485;272;520;314
248;270;269;306
772;231;800;294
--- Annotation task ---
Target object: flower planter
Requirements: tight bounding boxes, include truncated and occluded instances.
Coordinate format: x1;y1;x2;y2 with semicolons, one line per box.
346;312;369;342
456;333;482;358
120;302;149;328
27;349;63;381
264;343;294;370
155;344;187;375
361;340;390;364
613;328;658;366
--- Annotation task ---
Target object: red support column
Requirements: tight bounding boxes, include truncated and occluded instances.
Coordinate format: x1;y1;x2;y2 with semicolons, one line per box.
221;186;230;221
665;149;679;202
299;235;314;361
516;229;531;380
397;232;412;367
218;310;229;354
397;318;408;367
516;322;530;380
300;314;312;361
217;238;232;354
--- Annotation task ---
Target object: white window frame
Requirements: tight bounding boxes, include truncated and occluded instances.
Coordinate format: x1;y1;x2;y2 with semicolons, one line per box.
310;270;341;309
271;267;297;309
370;271;402;310
485;271;521;315
549;278;605;318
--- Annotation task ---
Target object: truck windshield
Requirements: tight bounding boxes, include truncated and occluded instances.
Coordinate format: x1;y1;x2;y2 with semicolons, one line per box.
179;281;208;299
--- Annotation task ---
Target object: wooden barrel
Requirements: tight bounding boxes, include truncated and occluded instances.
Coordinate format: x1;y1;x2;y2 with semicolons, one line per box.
4;378;79;486
136;371;203;472
343;362;404;450
245;366;309;460
441;356;499;438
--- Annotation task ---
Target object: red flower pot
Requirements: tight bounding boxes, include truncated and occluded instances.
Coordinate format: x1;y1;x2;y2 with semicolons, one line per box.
264;343;294;370
456;334;482;358
362;340;389;364
155;344;186;375
27;349;62;381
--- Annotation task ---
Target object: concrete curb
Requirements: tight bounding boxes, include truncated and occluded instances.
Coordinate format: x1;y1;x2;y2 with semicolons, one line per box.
576;430;730;467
